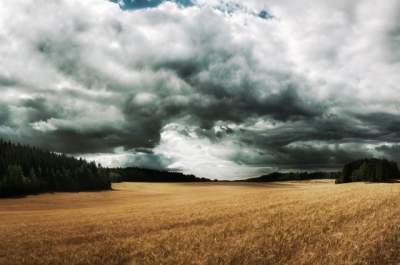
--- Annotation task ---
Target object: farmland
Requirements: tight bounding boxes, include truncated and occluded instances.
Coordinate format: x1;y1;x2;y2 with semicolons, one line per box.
1;181;399;265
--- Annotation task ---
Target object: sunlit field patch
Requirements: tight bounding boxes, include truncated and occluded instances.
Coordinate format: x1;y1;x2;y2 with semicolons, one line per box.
0;181;399;265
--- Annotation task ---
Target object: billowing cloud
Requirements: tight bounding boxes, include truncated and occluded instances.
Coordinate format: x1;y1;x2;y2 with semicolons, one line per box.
0;0;400;179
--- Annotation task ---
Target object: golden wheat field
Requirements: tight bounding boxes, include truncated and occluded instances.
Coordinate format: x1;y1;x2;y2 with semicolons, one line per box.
0;180;400;265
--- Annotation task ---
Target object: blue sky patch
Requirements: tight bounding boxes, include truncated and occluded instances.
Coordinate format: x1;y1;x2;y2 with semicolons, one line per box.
258;10;273;20
111;0;194;10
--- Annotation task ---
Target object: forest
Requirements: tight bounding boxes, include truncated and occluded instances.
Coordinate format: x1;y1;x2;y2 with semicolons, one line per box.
336;158;400;183
0;140;111;197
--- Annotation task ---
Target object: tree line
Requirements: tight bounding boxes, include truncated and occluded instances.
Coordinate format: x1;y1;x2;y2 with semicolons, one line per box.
0;140;111;197
108;167;213;182
242;171;341;182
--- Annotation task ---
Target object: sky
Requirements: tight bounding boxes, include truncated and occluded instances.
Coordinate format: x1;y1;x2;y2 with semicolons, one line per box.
0;0;400;179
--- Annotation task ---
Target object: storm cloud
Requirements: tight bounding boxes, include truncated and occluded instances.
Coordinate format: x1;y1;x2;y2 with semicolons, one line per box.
0;0;400;179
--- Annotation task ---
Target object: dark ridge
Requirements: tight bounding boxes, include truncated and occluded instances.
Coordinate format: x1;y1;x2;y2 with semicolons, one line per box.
108;167;213;183
241;171;340;182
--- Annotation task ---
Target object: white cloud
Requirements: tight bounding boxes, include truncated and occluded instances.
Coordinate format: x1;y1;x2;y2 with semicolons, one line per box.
154;123;273;179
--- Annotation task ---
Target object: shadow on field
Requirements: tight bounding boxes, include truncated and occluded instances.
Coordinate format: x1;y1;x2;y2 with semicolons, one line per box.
365;179;400;184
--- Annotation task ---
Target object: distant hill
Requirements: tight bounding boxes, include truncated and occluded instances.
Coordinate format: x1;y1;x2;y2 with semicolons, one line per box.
242;171;340;182
0;140;111;197
336;158;399;184
109;167;213;183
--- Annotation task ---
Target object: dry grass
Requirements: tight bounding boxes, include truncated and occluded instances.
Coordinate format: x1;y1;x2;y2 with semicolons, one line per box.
0;180;400;265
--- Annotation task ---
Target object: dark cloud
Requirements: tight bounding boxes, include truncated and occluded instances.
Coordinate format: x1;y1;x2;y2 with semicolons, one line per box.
355;112;400;140
1;0;400;179
23;97;61;123
44;128;122;154
0;76;18;87
219;110;400;171
376;145;400;162
121;151;172;170
0;105;10;126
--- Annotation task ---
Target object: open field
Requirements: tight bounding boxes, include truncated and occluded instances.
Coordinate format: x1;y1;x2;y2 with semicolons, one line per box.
1;181;400;265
